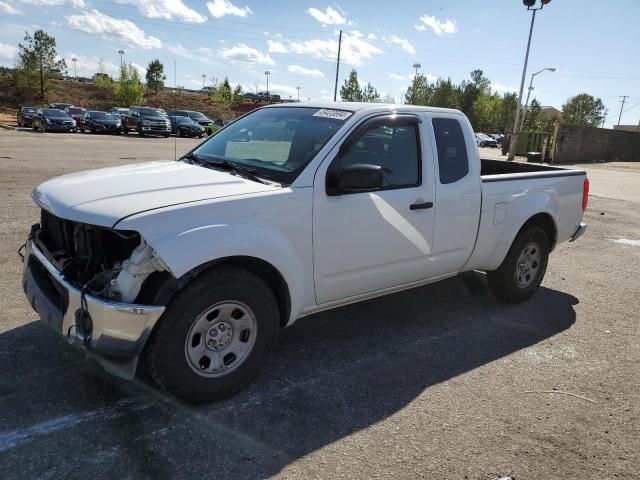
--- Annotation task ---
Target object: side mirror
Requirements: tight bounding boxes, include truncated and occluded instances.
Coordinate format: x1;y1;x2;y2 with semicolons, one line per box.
333;163;383;194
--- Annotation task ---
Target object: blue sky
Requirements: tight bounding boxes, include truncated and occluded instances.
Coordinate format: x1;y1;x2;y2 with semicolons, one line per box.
0;0;638;127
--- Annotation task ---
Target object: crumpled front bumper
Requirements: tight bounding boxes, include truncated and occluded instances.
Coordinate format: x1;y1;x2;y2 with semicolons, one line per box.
21;239;165;375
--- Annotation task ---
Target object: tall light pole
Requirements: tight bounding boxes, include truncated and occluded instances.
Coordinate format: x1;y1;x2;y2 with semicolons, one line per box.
71;57;77;80
411;63;422;104
296;86;301;101
202;74;206;88
508;0;552;161
264;70;270;99
117;49;125;67
520;67;556;130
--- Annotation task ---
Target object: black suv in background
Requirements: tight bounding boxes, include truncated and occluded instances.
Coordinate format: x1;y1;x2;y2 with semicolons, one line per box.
169;115;205;137
167;109;214;129
17;106;38;126
49;102;73;111
121;106;171;137
78;111;122;134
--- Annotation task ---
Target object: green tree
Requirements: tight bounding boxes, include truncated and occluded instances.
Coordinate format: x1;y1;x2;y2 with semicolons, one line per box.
430;78;458;108
209;77;243;111
361;82;380;102
523;98;542;130
404;74;432;105
17;29;66;98
561;93;607;127
340;69;363;102
115;63;145;106
145;59;165;94
498;92;517;133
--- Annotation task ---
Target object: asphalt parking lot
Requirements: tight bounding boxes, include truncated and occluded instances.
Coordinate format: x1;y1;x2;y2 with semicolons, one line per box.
0;130;638;479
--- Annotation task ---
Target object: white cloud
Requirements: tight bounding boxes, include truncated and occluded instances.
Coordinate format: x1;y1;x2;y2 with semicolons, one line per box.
267;39;287;53
287;64;324;78
0;42;19;61
67;9;162;49
63;53;128;78
0;1;22;14
287;31;381;66
18;0;85;6
415;15;457;35
389;73;407;80
116;0;206;23
207;0;251;18
383;36;415;54
307;6;350;25
167;43;221;66
220;43;274;65
492;83;518;94
367;33;376;40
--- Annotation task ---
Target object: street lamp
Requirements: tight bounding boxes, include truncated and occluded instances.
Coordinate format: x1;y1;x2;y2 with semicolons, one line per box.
296;86;301;101
71;57;77;80
412;62;421;77
117;49;125;67
264;70;270;99
507;0;552;161
520;67;556;130
202;74;206;88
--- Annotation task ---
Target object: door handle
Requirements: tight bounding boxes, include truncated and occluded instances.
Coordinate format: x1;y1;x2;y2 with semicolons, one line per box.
410;202;433;210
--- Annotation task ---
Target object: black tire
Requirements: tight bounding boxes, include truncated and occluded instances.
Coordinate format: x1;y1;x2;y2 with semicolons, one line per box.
138;130;145;137
32;124;37;131
164;133;170;138
487;226;549;303
177;128;182;137
123;127;128;135
144;266;279;403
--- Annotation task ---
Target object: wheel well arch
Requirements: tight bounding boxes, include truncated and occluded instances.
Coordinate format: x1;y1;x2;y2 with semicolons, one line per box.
518;212;557;251
137;256;292;328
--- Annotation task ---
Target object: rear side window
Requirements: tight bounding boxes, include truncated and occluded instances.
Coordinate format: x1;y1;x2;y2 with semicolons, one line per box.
432;118;469;184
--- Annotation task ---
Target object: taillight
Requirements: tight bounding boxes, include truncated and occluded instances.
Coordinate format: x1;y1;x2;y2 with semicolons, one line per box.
582;178;589;211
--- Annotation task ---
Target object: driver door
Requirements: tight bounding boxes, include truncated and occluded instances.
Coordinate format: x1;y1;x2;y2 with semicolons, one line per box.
312;114;436;304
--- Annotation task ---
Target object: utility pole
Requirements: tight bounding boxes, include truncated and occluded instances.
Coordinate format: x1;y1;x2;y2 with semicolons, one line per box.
296;86;301;101
202;74;206;88
71;57;77;80
333;29;343;102
508;0;551;161
264;70;270;99
617;95;630;127
118;49;125;67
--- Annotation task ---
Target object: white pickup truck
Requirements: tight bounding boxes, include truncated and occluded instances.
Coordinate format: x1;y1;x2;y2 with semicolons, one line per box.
22;103;588;402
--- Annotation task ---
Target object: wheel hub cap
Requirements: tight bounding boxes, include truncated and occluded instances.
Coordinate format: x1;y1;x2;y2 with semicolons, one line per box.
515;243;541;288
184;301;257;378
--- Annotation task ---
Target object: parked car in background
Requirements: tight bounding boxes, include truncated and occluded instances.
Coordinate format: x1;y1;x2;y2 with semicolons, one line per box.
167;109;214;129
122;106;171;137
17;106;38;127
489;133;505;145
78;111;122;134
475;133;498;148
66;106;87;123
169;116;205;138
109;107;129;119
22;103;589;403
32;108;76;132
49;102;73;111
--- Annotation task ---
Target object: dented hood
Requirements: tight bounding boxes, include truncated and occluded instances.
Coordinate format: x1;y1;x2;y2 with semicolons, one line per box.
33;160;279;227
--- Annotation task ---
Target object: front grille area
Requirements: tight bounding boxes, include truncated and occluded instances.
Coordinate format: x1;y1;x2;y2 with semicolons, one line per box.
37;209;140;287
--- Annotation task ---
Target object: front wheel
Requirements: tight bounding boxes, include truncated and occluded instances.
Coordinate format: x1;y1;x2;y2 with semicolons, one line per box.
487;226;549;303
144;267;279;403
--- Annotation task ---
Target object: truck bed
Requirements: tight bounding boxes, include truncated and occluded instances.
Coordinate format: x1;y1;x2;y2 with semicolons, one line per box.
480;159;585;182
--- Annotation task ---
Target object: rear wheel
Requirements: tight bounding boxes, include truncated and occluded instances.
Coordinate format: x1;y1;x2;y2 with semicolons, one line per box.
145;267;279;403
487;226;549;303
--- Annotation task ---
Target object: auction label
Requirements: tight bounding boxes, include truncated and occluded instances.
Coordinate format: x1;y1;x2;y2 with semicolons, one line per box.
312;109;353;120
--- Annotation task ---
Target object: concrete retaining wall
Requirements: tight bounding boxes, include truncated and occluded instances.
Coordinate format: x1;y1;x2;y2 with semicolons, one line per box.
552;124;640;164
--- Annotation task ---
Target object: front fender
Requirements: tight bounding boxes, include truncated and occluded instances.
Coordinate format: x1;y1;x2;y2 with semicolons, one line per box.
133;222;310;324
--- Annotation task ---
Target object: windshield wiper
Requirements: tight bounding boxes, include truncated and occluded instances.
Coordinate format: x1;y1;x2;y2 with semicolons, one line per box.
182;153;276;185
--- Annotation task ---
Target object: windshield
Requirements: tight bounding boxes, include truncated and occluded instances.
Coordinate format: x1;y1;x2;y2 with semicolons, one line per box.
92;112;115;120
176;117;196;124
43;109;69;117
140;108;165;116
23;107;36;113
189;111;206;119
68;108;85;114
190;107;351;185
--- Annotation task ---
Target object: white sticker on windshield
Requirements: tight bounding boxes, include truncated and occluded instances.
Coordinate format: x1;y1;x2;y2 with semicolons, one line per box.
312;109;353;120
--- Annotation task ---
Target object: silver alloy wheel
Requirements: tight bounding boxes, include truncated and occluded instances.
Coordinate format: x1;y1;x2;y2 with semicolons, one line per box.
184;301;257;378
515;242;541;288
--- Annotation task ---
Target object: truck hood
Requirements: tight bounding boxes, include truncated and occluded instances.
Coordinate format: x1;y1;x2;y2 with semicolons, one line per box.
33;160;280;227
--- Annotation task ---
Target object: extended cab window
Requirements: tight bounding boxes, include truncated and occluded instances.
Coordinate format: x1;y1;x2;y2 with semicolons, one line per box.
339;118;421;188
432;118;469;184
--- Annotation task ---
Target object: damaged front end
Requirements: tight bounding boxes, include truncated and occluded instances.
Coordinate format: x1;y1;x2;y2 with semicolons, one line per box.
21;209;169;377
